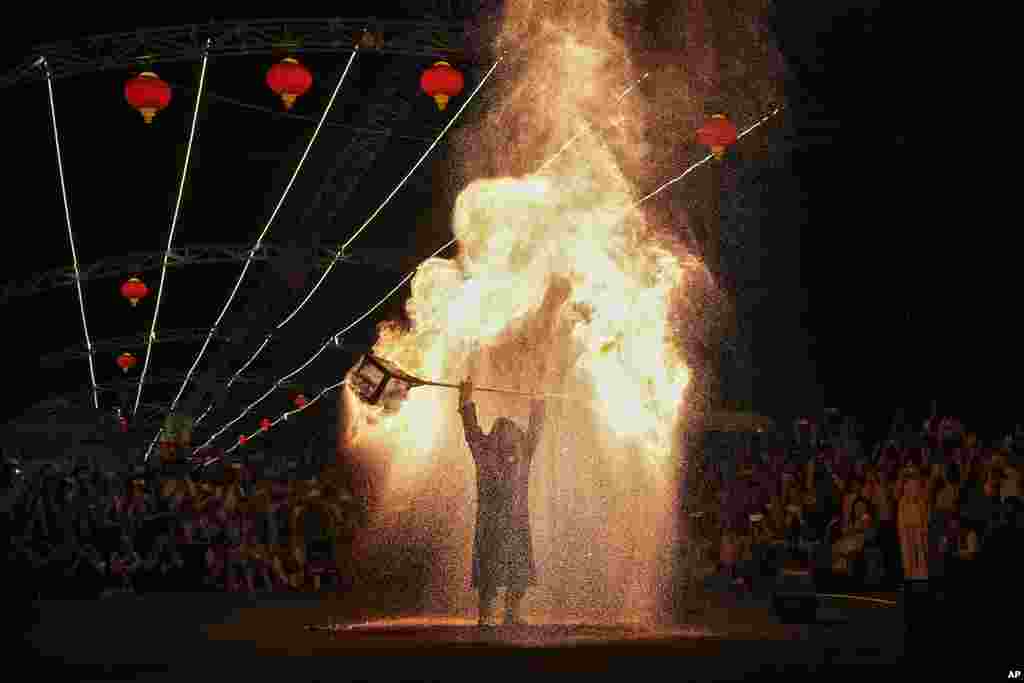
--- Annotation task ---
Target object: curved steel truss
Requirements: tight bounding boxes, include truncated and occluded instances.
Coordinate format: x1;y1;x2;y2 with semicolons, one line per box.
40;326;368;367
2;242;408;304
2;16;477;90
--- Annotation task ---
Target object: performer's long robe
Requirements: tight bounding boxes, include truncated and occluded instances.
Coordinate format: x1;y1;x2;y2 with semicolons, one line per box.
460;399;545;591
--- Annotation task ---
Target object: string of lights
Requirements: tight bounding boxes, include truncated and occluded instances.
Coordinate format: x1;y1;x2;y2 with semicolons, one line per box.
132;39;212;419
223;379;348;457
142;49;360;463
186;56;504;436
190;71;663;457
40;58;100;411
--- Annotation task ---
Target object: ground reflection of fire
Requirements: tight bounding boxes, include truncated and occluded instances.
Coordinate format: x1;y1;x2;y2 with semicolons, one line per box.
336;1;778;625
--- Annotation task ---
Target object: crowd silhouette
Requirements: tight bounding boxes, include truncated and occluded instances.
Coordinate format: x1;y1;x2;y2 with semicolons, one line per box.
689;415;1023;609
3;413;1021;609
2;449;364;600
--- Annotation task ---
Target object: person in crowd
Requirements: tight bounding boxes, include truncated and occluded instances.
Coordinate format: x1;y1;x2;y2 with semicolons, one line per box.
897;469;930;583
204;532;229;591
857;501;885;586
719;521;741;584
841;477;864;532
929;464;959;585
108;534;142;596
1001;464;1020;502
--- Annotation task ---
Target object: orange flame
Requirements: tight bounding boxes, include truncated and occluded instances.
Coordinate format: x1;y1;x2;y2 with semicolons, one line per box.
339;0;781;624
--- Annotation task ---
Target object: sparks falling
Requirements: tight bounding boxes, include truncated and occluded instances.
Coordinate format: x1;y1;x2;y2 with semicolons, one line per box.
339;0;781;625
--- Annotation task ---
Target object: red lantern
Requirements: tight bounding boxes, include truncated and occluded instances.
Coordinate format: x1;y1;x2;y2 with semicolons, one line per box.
119;416;129;433
420;61;464;111
696;113;739;160
120;277;149;307
124;72;172;124
266;57;313;110
239;435;248;445
260;418;272;431
116;353;137;374
294;394;307;409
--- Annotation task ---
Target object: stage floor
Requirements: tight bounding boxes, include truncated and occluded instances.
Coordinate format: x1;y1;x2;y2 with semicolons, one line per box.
17;591;907;681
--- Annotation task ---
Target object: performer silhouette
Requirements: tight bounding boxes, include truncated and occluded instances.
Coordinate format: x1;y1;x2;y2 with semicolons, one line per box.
459;379;545;626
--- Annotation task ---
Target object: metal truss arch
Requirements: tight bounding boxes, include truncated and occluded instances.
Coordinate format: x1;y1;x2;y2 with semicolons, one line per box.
2;243;408;304
40;326;372;367
2;16;478;90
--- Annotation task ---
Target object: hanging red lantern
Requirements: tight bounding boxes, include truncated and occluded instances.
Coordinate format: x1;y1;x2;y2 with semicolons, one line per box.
293;394;307;409
420;61;464;111
119;416;129;433
116;353;137;374
239;435;248;445
266;57;313;110
696;113;739;160
124;72;172;124
120;277;149;307
260;418;272;431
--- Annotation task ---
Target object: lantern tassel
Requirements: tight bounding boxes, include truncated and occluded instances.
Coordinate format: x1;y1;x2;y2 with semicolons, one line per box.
433;94;450;111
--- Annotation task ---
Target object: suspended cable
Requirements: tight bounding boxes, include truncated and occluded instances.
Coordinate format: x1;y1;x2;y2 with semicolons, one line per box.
537;71;650;174
190;70;657;452
629;105;783;211
189;57;503;431
132;39;212;419
192;237;457;455
193;100;783;457
279;56;504;329
143;49;360;462
197;379;348;471
41;57;99;411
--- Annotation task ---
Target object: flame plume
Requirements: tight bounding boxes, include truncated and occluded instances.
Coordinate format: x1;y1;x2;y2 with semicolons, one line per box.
339;0;780;624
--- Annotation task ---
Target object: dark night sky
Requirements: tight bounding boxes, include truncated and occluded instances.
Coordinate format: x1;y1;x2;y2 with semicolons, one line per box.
1;3;1010;447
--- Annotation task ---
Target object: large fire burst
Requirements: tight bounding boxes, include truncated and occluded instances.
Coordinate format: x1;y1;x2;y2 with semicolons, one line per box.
339;0;782;624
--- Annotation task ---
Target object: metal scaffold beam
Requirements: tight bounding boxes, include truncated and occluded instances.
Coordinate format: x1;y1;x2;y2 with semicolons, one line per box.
40;328;236;368
1;242;408;304
39;326;373;367
94;372;307;393
2;17;475;90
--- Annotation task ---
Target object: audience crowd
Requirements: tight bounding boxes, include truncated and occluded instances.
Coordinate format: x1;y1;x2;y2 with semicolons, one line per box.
690;416;1024;605
2;414;1022;606
2;452;363;600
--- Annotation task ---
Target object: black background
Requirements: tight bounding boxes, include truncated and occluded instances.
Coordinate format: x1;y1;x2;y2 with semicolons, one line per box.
1;2;1005;450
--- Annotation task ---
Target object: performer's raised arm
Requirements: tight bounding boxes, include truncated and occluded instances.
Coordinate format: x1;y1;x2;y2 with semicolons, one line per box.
458;379;486;453
526;399;546;456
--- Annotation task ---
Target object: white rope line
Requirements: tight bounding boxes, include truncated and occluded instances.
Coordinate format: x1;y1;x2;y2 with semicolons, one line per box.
42;58;99;411
279;56;504;330
193;103;781;456
143;49;359;462
224;380;348;456
192;237;457;455
132;39;212;419
629;106;783;210
537;71;650;174
188;57;503;432
194;60;628;431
